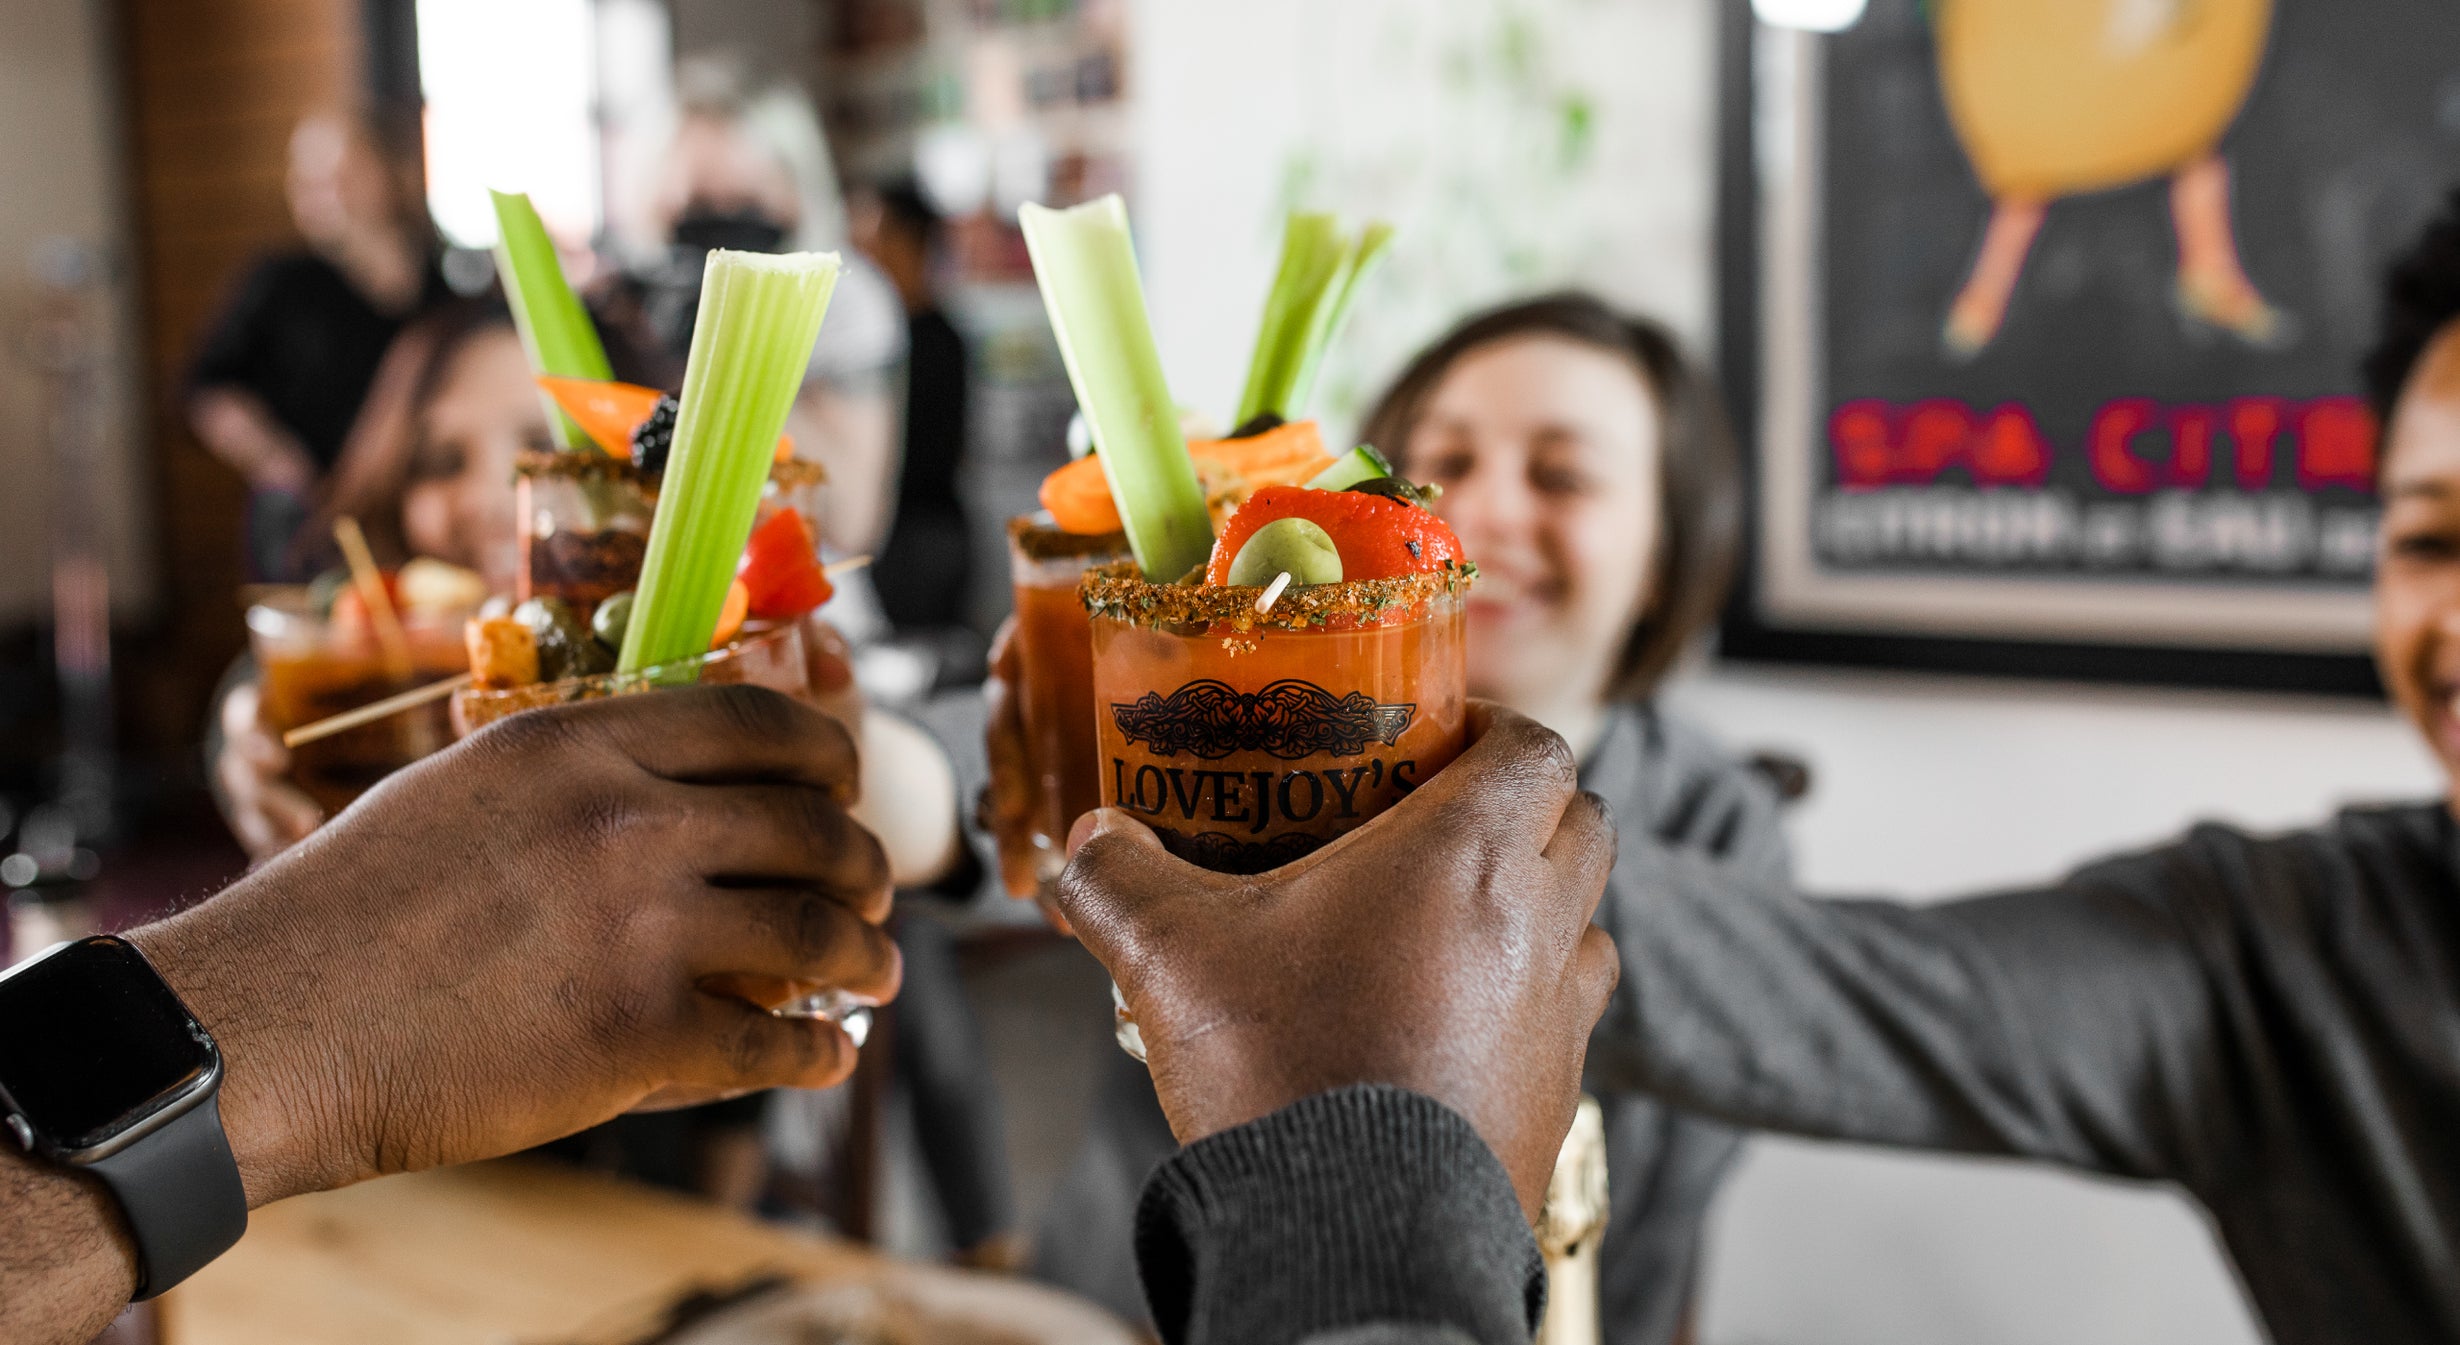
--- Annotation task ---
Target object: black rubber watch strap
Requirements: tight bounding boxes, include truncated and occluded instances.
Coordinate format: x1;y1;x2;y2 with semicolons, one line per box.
88;1092;249;1299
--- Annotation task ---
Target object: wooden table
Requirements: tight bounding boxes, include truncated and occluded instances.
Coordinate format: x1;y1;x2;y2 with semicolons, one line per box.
159;1160;1118;1345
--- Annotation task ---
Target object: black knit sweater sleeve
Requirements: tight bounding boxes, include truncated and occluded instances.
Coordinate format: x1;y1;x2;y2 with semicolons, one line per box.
1134;1085;1544;1345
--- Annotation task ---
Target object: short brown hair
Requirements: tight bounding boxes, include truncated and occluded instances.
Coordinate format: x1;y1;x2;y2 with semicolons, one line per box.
1358;292;1740;701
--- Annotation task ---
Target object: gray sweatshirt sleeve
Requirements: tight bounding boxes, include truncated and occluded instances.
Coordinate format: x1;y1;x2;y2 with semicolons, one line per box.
1136;1085;1545;1345
1584;824;2254;1188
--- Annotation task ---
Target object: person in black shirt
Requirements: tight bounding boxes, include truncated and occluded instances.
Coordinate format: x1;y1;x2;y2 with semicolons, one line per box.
854;180;975;636
188;114;444;580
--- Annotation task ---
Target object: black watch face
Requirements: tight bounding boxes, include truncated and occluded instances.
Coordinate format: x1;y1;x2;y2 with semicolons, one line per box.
0;936;215;1154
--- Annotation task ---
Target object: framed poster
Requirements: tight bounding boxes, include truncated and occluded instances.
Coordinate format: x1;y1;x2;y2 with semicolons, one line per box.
1715;0;2460;694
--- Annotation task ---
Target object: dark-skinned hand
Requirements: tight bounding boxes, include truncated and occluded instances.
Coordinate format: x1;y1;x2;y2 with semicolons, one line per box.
1053;701;1618;1218
134;684;900;1210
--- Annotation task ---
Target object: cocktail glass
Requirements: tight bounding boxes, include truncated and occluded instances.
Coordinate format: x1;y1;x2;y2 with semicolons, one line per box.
248;592;472;815
1083;563;1470;873
1004;514;1131;895
1084;562;1470;1058
451;621;871;1035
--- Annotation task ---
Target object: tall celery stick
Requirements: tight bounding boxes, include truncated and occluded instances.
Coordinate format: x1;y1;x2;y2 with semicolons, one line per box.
617;250;841;675
1232;212;1347;428
1285;222;1395;419
491;190;614;451
1020;196;1212;582
1233;213;1395;426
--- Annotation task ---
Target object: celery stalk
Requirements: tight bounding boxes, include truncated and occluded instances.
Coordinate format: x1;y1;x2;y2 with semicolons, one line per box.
617;250;841;674
1233;212;1347;429
491;190;614;450
1286;221;1394;419
1020;196;1212;582
1233;213;1394;427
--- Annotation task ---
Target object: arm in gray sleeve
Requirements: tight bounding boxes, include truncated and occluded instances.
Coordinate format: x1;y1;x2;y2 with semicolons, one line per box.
1136;1086;1545;1345
1584;822;2253;1188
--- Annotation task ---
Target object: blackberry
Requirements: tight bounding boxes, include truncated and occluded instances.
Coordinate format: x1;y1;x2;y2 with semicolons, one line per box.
630;395;680;472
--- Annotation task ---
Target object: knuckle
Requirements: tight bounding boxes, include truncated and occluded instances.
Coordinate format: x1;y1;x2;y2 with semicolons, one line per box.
722;1014;777;1081
785;893;848;964
709;683;806;747
1523;720;1581;788
568;785;649;858
474;704;584;764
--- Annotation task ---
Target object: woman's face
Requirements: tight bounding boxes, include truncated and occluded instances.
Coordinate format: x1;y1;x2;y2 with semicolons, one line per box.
1399;334;1664;714
2373;321;2460;805
401;327;549;593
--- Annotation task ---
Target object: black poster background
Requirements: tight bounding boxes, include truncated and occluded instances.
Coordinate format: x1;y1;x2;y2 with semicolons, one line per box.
1723;0;2460;690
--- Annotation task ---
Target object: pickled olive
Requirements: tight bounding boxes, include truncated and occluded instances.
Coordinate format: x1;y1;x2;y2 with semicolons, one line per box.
1225;516;1344;588
591;590;635;651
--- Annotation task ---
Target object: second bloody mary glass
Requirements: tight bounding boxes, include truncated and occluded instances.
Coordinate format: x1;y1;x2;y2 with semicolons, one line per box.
248;593;471;815
1005;514;1131;894
1082;563;1470;875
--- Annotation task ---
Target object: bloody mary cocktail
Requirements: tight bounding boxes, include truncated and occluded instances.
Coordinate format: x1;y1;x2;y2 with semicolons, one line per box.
249;594;470;814
1007;514;1131;892
1083;562;1469;874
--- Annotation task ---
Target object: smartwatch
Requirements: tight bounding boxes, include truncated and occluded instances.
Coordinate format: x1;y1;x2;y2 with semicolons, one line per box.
0;934;248;1299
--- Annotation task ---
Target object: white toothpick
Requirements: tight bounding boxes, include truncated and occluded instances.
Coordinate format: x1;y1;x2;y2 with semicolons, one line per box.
1255;571;1292;615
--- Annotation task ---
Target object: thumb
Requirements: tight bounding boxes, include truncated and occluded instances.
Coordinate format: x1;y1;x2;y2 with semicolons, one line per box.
1055;809;1199;974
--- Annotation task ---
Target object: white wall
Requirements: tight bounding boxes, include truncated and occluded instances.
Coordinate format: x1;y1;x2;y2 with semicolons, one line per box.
0;0;151;623
1130;0;1716;436
1125;4;2443;1343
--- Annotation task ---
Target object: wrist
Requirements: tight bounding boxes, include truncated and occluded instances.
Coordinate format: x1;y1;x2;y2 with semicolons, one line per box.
129;890;348;1207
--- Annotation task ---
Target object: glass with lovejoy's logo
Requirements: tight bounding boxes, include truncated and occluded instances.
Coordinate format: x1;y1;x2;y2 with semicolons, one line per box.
1006;514;1132;893
1082;563;1470;874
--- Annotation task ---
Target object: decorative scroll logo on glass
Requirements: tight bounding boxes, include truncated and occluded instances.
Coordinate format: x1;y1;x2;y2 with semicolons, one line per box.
1151;827;1328;875
1110;679;1417;760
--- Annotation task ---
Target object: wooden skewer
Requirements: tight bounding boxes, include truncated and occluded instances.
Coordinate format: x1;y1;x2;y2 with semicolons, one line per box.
333;517;415;684
278;554;875;750
282;674;473;749
824;554;871;579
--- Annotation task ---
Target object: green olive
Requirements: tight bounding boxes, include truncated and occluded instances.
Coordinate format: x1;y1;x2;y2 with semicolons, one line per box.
591;590;635;650
514;597;604;681
1226;516;1343;588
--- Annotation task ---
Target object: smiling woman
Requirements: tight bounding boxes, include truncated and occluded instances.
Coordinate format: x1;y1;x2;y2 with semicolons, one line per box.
1364;292;1740;757
1032;292;1788;1345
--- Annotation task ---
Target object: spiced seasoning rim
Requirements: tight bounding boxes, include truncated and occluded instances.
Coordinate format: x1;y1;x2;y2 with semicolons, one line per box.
1008;512;1132;562
513;451;828;489
1078;559;1476;632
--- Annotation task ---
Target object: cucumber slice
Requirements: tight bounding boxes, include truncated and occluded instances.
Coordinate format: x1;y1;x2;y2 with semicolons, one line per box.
1305;443;1395;492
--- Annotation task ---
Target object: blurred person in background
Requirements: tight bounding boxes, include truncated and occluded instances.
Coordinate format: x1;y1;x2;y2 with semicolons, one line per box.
188;112;448;581
613;56;938;695
852;179;976;646
987;293;1778;1344
1507;190;2460;1345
